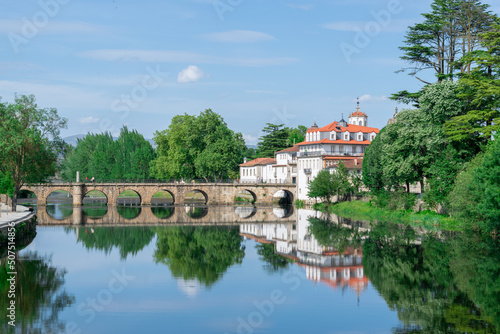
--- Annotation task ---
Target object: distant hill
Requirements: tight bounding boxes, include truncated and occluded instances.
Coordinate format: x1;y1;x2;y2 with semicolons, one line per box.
63;135;155;148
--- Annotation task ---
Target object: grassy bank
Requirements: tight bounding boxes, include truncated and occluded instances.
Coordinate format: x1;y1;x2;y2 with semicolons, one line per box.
316;200;462;232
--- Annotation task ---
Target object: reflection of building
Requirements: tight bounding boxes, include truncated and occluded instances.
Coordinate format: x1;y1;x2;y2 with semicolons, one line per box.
241;209;369;296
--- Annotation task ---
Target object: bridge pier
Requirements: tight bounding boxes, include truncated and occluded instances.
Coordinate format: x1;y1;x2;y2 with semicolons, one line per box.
73;183;84;207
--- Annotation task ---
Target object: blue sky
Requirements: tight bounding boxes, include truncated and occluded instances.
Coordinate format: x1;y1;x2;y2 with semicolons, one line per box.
3;0;498;145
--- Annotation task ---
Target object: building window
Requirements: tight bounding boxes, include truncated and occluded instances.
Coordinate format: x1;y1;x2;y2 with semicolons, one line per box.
345;134;349;140
358;134;362;141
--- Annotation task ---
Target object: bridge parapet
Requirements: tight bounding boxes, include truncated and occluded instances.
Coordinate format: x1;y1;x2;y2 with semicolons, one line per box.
21;183;297;206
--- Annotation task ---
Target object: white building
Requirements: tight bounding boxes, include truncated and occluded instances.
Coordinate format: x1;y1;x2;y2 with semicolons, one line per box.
296;103;380;201
239;145;298;184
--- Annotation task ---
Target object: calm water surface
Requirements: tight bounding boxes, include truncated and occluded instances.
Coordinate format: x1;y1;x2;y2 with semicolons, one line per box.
1;204;499;334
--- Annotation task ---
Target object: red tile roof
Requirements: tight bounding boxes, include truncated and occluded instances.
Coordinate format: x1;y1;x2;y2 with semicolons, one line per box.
275;145;300;153
296;139;372;146
306;121;379;134
239;157;276;167
350;111;367;117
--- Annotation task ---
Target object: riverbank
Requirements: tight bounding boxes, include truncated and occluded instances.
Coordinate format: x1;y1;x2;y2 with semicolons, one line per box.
0;203;35;229
315;200;461;231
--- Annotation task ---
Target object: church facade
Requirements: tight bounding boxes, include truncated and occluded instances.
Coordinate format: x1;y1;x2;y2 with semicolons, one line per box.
239;102;380;202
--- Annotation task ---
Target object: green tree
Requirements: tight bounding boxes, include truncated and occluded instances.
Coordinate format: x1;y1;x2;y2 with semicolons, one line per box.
392;0;497;102
150;110;244;180
362;127;386;192
288;125;307;145
308;162;352;203
256;123;289;157
447;152;484;225
445;25;500;143
472;137;500;232
0;95;67;211
60;126;155;181
0;171;14;197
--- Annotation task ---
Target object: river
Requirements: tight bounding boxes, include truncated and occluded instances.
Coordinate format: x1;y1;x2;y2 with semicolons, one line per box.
1;203;498;333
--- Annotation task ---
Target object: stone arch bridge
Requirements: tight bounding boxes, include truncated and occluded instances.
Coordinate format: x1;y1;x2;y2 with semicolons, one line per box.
21;182;296;206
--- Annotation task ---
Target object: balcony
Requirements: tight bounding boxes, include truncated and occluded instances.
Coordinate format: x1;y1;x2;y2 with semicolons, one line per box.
304;169;312;174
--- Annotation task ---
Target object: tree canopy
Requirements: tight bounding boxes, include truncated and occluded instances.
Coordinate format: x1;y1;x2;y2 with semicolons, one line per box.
256;123;290;158
150;109;245;181
0;94;67;211
392;0;498;103
60;126;155;182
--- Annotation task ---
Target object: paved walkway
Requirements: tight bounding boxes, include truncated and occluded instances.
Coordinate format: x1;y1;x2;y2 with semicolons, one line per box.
0;203;35;228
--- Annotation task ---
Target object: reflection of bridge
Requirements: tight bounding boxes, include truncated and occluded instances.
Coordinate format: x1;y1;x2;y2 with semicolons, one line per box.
36;205;296;226
22;182;296;206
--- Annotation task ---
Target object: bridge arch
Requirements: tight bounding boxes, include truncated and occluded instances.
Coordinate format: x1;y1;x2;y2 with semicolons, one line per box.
151;190;175;205
117;189;142;206
184;189;208;204
46;189;73;205
273;189;294;205
234;189;257;204
83;189;108;205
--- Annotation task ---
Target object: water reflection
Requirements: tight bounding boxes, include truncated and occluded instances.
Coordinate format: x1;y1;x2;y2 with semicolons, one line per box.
151;205;175;219
184;205;208;219
82;204;108;219
70;226;155;259
0;252;74;333
234;205;257;219
6;205;500;333
117;205;141;219
153;226;245;287
363;222;499;332
46;204;73;220
241;209;369;295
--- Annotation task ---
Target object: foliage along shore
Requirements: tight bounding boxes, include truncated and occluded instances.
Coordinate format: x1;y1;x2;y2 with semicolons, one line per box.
311;200;462;232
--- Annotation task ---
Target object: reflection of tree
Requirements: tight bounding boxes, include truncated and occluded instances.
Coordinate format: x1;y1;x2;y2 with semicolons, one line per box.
154;226;245;287
307;215;364;254
448;232;500;332
82;205;107;218
0;252;74;333
46;204;73;220
363;222;497;333
185;206;208;219
117;206;141;219
256;243;292;273
151;206;174;219
76;226;154;259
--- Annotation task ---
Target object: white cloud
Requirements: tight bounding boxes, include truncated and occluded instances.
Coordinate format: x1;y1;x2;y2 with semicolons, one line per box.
243;134;259;146
79;49;298;67
177;65;206;83
79;116;100;124
0;20;103;35
356;95;388;102
203;30;274;43
287;3;314;10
